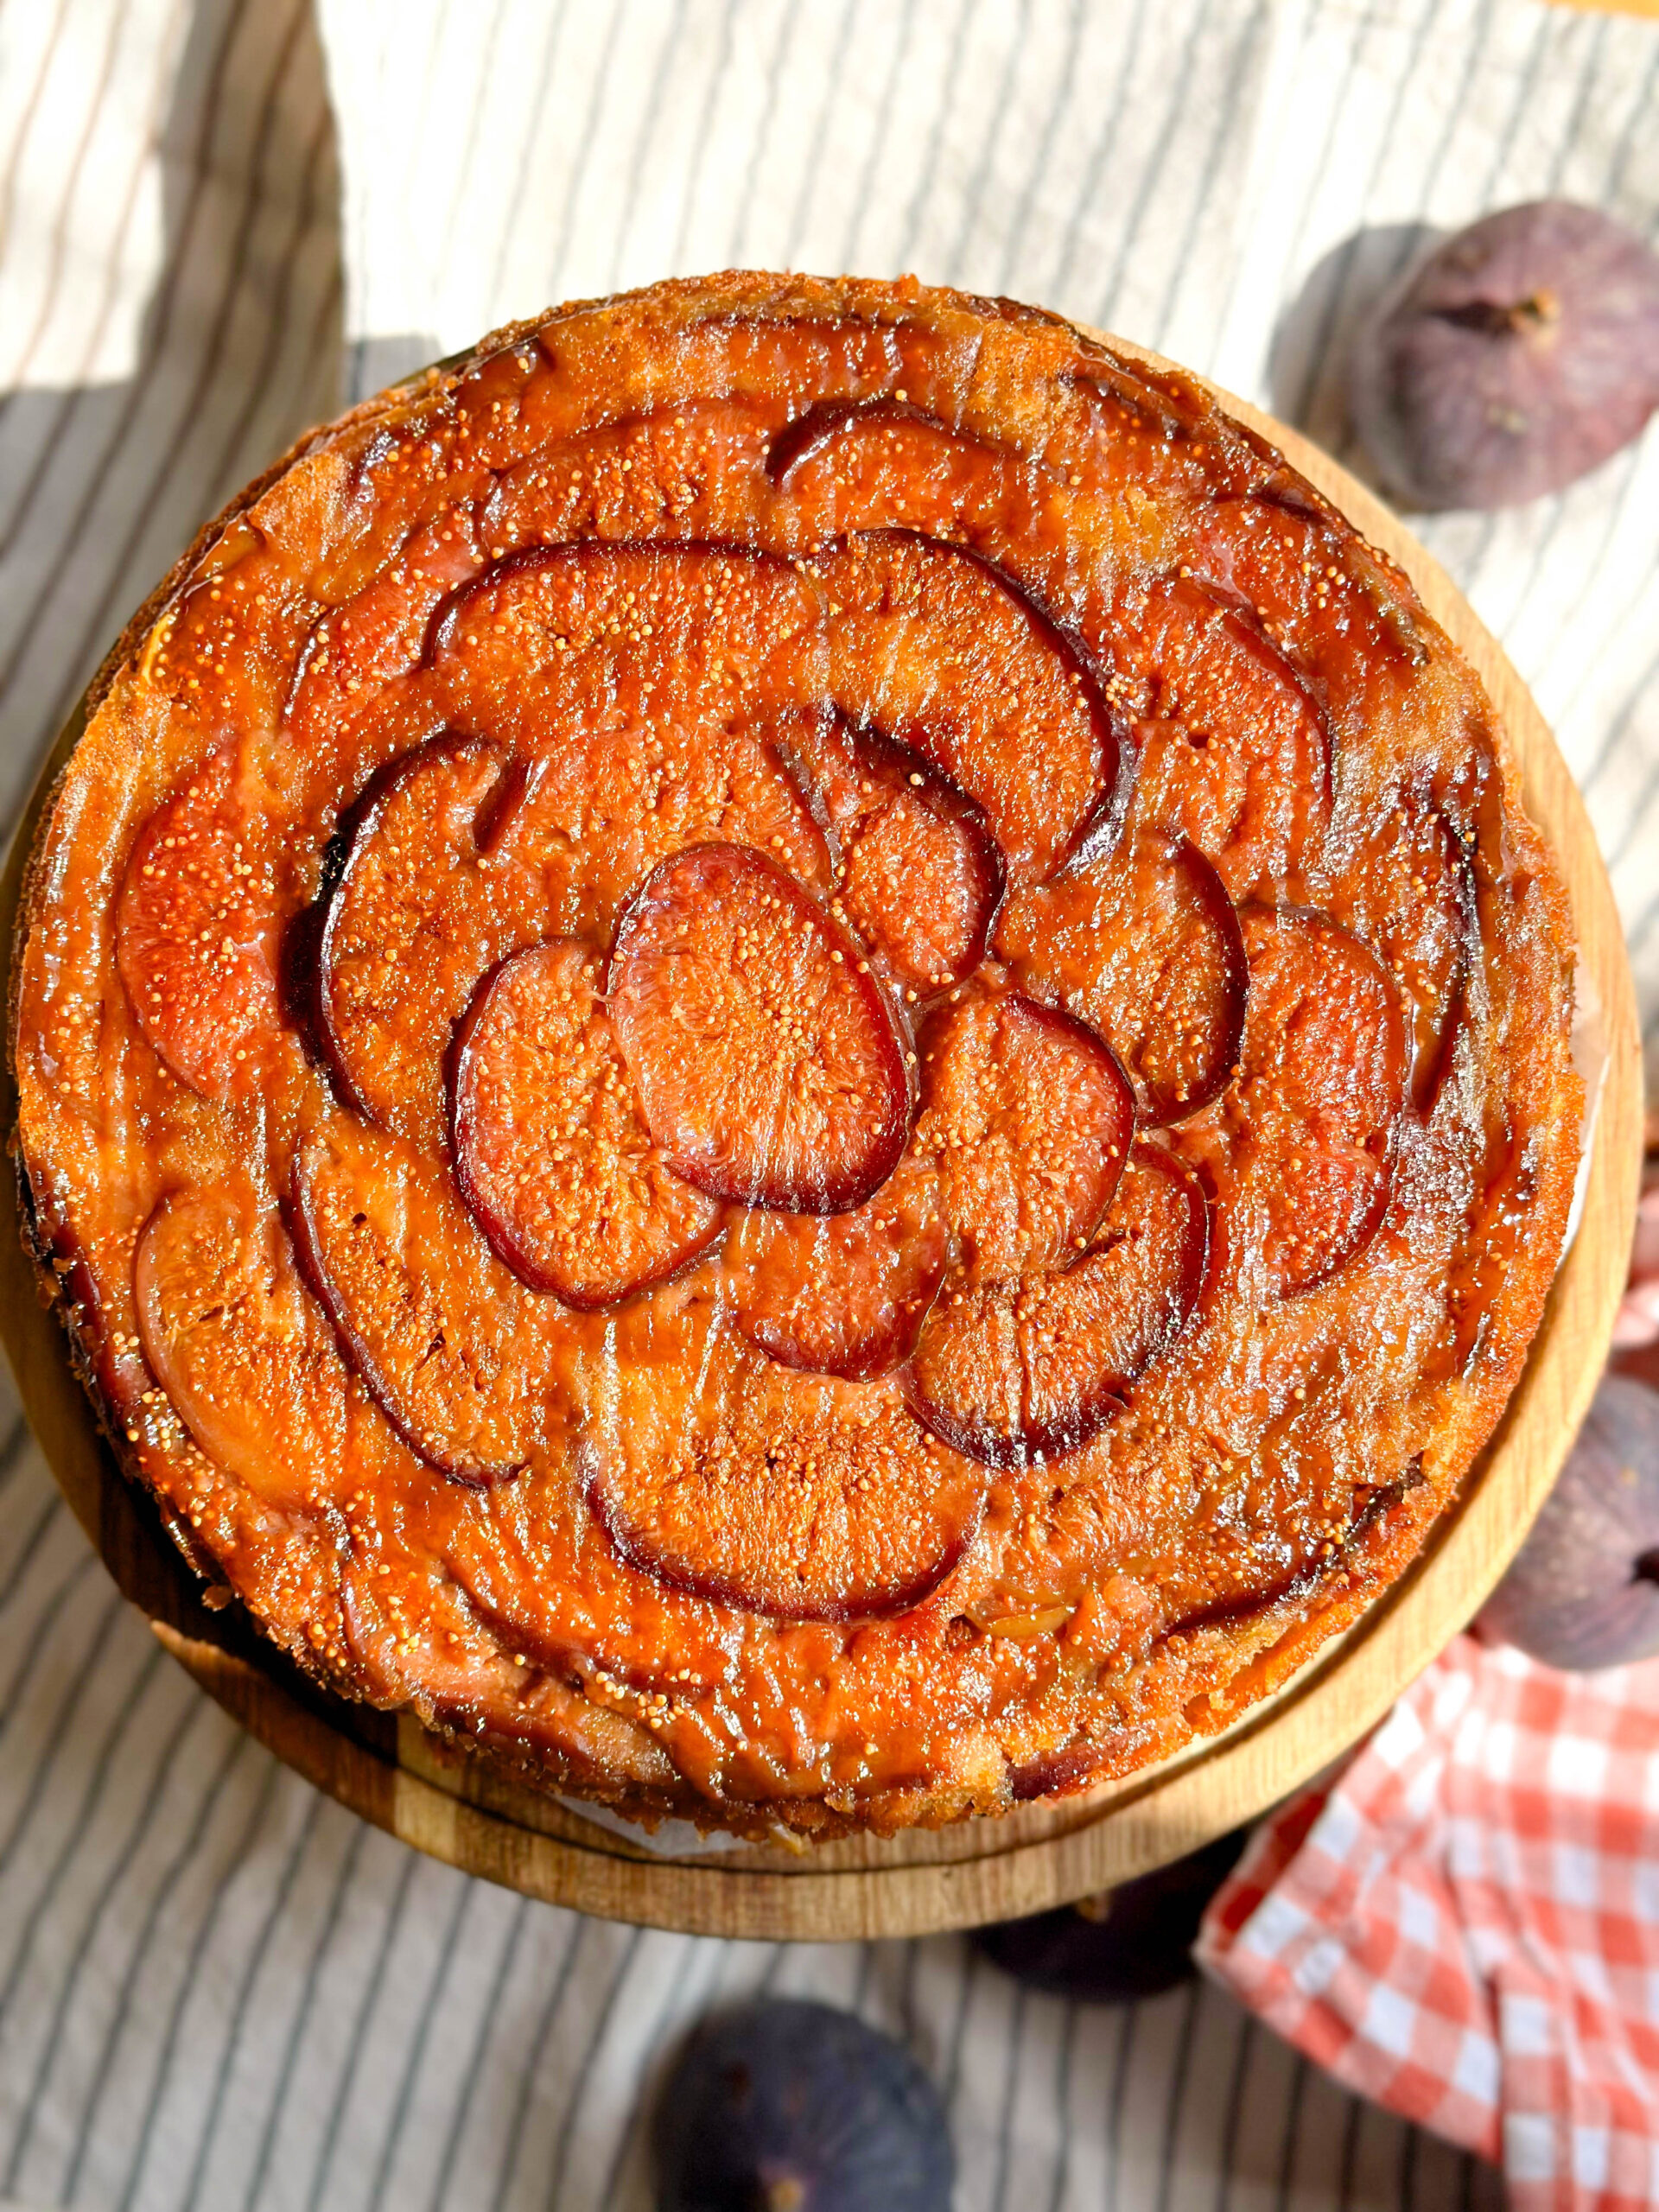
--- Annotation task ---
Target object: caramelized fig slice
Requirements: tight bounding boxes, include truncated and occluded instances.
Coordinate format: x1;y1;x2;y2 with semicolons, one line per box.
429;539;818;751
1187;905;1407;1300
608;842;910;1215
291;1117;555;1484
909;1145;1210;1467
1182;491;1422;705
486;715;830;943
1340;791;1478;1114
452;940;722;1307
779;713;1004;996
584;1346;985;1621
118;741;284;1100
316;734;542;1147
995;828;1246;1125
810;530;1118;887
725;1151;949;1380
768;397;1007;538
1128;574;1332;897
134;1179;349;1510
917;984;1134;1281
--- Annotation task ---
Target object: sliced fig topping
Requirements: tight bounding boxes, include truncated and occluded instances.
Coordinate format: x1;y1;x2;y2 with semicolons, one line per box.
768;398;1008;539
285;507;481;756
452;940;721;1307
291;1117;554;1484
608;842;910;1215
485;397;778;548
1339;791;1478;1113
1185;905;1407;1299
1127;574;1332;896
117;742;283;1100
315;734;543;1147
1182;492;1424;701
995;828;1246;1125
909;1145;1211;1467
484;715;830;943
779;713;1004;996
725;1151;948;1380
584;1350;985;1621
429;539;818;750
810;530;1117;887
917;985;1134;1281
134;1179;349;1509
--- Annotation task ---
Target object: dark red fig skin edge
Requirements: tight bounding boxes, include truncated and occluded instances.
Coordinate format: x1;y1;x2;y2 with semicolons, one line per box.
580;1444;983;1627
1478;1374;1659;1671
448;947;725;1311
309;731;512;1127
608;841;913;1217
286;1159;526;1490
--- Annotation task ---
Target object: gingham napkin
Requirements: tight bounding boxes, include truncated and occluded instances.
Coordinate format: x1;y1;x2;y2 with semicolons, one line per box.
1197;1632;1659;2211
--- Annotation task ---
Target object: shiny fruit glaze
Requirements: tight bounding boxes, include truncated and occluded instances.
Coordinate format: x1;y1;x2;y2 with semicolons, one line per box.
12;276;1580;1841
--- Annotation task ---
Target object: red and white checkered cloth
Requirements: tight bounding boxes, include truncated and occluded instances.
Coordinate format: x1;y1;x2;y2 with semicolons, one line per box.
1197;1633;1659;2211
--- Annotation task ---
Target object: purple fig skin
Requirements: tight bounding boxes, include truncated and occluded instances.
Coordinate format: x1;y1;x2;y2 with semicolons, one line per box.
653;1999;953;2212
1349;200;1659;511
1478;1375;1659;1671
973;1827;1248;2002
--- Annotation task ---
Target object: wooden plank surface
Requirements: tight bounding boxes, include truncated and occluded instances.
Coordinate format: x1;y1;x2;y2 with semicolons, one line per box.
0;335;1643;1941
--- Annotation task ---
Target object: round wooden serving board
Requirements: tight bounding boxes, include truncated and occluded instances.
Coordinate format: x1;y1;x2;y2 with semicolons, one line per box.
0;331;1643;1942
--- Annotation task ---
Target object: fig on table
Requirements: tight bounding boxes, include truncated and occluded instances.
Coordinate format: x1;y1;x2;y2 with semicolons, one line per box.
1350;200;1659;511
654;1999;953;2212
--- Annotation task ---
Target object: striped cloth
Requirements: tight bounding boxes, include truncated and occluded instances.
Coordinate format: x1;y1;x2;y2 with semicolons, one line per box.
0;3;1653;2205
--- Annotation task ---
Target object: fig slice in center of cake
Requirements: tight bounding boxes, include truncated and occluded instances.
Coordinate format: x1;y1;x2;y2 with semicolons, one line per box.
607;840;911;1216
451;938;722;1306
916;982;1135;1283
908;1143;1211;1468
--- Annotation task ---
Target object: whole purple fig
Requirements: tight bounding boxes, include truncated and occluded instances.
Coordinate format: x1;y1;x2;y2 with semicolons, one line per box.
653;1999;952;2211
1478;1374;1659;1670
1349;200;1659;510
973;1827;1248;2001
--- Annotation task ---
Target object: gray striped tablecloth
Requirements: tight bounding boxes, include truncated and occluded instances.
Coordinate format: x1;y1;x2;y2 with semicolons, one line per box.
1;3;1653;2205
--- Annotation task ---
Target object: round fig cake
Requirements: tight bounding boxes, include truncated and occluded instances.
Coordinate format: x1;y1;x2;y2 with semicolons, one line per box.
10;275;1582;1840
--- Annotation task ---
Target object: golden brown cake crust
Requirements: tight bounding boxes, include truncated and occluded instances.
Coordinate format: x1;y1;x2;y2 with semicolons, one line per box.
10;274;1580;1841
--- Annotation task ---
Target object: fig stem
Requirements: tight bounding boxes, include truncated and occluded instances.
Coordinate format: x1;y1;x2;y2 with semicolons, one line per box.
1633;1547;1659;1590
1432;289;1561;340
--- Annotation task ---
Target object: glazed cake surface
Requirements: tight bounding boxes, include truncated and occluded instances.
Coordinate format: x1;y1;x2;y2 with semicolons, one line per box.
10;274;1581;1840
